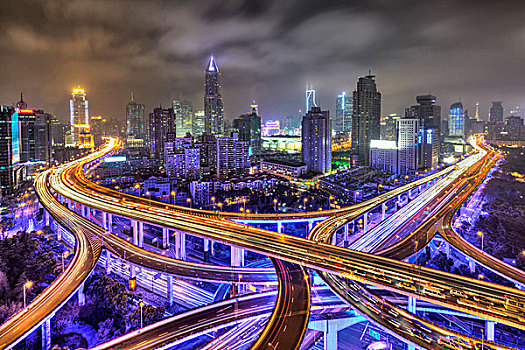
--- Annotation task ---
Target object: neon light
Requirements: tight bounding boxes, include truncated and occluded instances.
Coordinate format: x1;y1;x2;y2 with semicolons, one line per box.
426;129;433;144
208;56;215;71
11;111;20;165
370;139;397;150
17;109;34;114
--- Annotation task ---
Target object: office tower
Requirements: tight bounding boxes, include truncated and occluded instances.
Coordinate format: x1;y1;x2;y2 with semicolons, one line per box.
173;100;194;137
216;133;250;179
0;106;21;197
370;140;398;173
165;136;200;180
305;87;317;113
232;103;262;159
149;107;175;164
70;87;89;145
396;118;420;175
505;116;524;141
18;108;52;164
301;106;332;174
204;56;224;135
90;116;107;147
126;92;147;142
50;117;66;148
489;101;504;123
448;102;464;137
193;110;205;136
380;114;401;141
351;73;381;165
475;102;480;120
197;132;217;178
405;95;441;169
334;92;353;133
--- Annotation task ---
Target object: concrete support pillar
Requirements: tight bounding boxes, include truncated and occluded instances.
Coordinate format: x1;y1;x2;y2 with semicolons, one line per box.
105;250;112;275
107;213;113;232
138;221;144;248
408;296;416;314
102;212;108;230
167;275;173;306
78;282;85;306
331;231;337;246
231;246;245;267
56;223;62;241
381;203;386;221
130;263;137;278
308;220;313;233
204;239;210;262
132;220;139;246
41;318;51;350
277;222;283;234
469;259;476;274
174;231;186;260
324;322;338;350
486;321;495;341
45;211;50;227
363;214;368;233
445;242;451;259
344;224;349;242
162;228;169;249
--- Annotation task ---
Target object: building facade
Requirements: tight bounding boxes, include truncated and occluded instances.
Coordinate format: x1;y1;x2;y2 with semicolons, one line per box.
126;93;147;143
448;102;464;137
216;133;250;179
397;118;420;175
233;103;262;159
173;100;194;137
149;107;175;164
351;74;381;165
334;92;353;133
301;106;332;174
70;87;89;145
204;56;224;135
380;114;401;141
489;101;504;123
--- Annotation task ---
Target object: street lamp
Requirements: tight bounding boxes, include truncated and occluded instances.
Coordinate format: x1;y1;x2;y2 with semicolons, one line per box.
187;198;192;208
273;198;278;212
23;281;33;308
139;301;144;328
170;191;176;204
477;231;484;252
211;196;216;210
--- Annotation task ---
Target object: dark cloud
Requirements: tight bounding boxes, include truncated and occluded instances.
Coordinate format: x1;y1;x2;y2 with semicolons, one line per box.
0;0;524;123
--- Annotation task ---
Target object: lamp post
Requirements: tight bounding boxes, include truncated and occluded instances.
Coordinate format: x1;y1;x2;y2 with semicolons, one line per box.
23;281;33;308
139;301;144;328
273;198;277;212
187;198;192;208
477;231;484;252
211;196;216;211
170;191;176;204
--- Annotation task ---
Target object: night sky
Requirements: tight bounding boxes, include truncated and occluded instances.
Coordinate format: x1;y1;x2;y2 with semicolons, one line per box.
1;0;524;123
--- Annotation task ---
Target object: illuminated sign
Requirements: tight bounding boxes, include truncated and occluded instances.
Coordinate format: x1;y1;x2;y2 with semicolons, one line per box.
17;109;34;114
104;156;127;163
370;139;397;150
426;129;433;144
72;88;85;94
11;111;20;165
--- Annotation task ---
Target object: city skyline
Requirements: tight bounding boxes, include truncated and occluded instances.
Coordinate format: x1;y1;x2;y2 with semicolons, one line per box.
0;1;524;122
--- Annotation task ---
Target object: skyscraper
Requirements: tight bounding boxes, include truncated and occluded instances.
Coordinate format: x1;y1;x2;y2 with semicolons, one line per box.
380;114;401;141
0;106;21;197
204;56;224;135
233;102;262;159
305;87;317;113
149;107;175;163
489;101;504;123
448;102;464;137
70;87;89;145
301;106;332;174
194;110;205;136
173;100;194;137
396;118;420;175
334;92;353;133
216;133;250;179
351;73;381;165
126;92;147;142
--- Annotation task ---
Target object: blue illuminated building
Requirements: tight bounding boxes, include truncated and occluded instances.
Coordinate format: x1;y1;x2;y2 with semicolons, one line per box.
448;102;464;137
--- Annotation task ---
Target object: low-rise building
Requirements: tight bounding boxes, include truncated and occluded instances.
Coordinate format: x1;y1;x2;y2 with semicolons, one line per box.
261;160;307;179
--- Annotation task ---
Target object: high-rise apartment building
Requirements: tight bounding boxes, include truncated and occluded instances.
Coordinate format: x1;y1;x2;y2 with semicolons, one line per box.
0;106;22;197
301;106;332;174
149;107;175;164
126;92;147;143
489;101;504;123
334;92;353;133
233;103;262;159
204;56;224;135
194;110;205;136
173;100;194;137
165;136;200;180
396;118;420;175
70;87;89;145
405;95;441;169
216;133;250;179
448;102;464;137
18;108;52;165
90;116;107;147
351;74;381;165
380;114;401;141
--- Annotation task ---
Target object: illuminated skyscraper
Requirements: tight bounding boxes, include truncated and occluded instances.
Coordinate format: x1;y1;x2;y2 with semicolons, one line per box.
305;87;317;113
489;101;504;123
475;101;480;120
334;92;353;133
448;102;464;137
149;107;175;164
302;106;332;174
70;87;89;145
173;100;194;137
233;103;262;159
126;92;147;142
194;110;205;136
351;73;381;165
204;56;224;135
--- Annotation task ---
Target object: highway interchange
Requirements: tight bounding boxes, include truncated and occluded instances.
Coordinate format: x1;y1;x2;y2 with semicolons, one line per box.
1;135;524;349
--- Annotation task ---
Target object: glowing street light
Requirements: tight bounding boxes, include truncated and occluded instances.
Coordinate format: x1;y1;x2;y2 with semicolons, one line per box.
139;301;144;328
23;281;33;308
477;231;484;252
